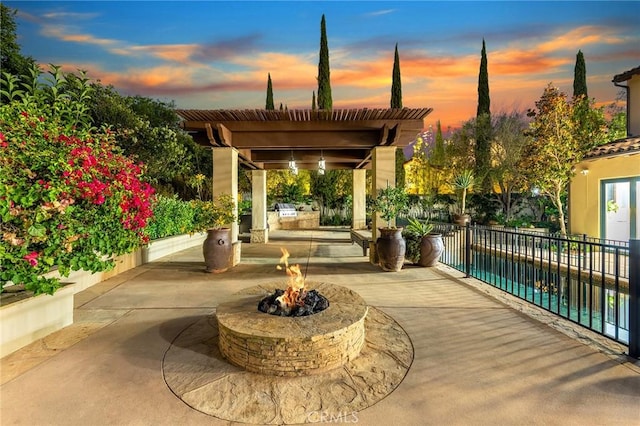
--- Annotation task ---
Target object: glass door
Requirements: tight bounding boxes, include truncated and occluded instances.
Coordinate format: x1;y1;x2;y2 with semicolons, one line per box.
602;178;638;242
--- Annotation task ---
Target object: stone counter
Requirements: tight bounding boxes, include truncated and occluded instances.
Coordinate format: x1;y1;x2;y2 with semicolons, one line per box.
267;210;320;230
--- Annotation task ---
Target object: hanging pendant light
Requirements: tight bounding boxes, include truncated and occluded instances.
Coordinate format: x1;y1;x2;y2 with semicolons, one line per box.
289;151;297;173
318;150;326;175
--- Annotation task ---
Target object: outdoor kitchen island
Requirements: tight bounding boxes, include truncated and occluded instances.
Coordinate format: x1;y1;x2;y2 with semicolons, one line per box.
268;203;320;230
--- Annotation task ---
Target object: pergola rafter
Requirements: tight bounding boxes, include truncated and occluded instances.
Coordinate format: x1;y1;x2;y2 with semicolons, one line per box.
177;108;432;170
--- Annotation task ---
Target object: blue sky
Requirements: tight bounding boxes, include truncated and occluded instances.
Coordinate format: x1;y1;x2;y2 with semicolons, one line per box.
6;1;640;130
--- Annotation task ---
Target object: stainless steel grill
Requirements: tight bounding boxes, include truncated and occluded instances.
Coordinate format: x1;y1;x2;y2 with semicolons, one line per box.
275;203;297;218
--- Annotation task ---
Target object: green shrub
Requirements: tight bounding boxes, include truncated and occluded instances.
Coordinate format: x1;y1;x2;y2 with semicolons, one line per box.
146;195;196;240
191;194;237;232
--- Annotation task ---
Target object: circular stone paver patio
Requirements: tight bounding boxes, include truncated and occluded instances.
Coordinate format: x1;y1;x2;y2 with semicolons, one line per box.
162;282;414;424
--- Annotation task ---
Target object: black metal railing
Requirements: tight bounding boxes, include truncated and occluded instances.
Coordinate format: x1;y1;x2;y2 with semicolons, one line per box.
432;222;638;357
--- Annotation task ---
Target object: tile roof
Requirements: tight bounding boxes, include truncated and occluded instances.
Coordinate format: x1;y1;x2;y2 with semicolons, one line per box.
583;136;640;159
612;66;640;83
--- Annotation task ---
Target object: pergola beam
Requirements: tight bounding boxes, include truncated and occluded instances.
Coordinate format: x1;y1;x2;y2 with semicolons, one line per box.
178;108;432;171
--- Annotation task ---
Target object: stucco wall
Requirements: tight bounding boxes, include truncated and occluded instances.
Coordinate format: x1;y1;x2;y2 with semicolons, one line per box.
570;153;640;237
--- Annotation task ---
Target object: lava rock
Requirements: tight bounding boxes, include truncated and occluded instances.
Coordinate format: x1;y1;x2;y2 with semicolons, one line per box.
257;289;330;317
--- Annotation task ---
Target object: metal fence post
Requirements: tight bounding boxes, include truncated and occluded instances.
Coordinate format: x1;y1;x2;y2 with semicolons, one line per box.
629;239;640;359
465;222;471;278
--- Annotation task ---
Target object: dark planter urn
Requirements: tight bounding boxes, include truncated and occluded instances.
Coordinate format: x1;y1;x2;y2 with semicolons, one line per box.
418;233;444;267
453;213;471;226
376;228;406;272
203;228;232;273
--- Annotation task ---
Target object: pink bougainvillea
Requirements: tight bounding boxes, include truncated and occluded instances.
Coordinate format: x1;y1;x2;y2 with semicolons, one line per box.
1;102;155;295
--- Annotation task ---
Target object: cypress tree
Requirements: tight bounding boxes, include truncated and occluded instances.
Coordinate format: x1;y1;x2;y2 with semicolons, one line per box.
573;50;588;98
317;14;332;110
477;39;490;117
475;39;491;191
429;120;446;193
431;120;445;168
391;43;402;108
395;148;406;188
265;73;274;110
312;91;317;110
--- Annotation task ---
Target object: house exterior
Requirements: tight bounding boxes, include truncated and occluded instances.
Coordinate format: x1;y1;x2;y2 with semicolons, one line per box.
569;66;640;241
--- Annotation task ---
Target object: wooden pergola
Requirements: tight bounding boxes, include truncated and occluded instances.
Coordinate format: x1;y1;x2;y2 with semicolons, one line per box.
176;108;433;170
175;107;433;247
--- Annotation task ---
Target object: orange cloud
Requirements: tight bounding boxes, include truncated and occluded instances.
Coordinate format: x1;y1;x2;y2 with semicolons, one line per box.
490;49;569;74
41;26;118;47
538;26;625;53
233;52;318;89
123;44;202;64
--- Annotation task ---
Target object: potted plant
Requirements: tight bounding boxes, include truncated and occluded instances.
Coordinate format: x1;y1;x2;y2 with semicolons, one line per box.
192;194;237;273
452;169;474;225
403;218;444;267
371;185;409;272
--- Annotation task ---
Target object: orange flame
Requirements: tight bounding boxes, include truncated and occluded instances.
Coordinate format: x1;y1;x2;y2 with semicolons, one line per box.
276;247;306;310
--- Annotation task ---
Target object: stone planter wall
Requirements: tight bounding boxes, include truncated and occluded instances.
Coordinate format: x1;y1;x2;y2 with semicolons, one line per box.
142;232;206;263
0;284;75;357
1;233;205;358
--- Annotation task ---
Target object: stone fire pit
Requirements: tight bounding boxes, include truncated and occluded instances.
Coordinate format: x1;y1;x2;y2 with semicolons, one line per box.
217;283;367;376
162;282;414;424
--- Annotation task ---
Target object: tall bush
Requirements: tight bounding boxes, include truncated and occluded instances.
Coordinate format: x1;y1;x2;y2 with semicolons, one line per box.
146;195;196;240
0;67;155;295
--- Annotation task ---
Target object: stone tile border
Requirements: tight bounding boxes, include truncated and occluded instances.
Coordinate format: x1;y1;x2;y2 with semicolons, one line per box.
162;284;414;424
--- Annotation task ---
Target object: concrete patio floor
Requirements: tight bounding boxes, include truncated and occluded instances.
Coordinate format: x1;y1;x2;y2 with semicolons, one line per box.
1;228;639;425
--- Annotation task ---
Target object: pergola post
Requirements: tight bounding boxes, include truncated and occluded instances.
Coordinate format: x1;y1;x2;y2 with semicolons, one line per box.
212;147;240;265
371;146;397;241
352;169;367;230
251;170;269;243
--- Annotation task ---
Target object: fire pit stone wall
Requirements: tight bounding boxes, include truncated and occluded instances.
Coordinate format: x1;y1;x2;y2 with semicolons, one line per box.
217;283;368;377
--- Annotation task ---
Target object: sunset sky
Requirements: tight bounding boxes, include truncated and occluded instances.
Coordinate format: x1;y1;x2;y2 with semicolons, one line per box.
6;1;640;131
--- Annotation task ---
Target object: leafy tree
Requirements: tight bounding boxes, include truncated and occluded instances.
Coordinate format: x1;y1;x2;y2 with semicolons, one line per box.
475;39;491;191
266;73;274;110
489;111;530;221
405;137;425;195
573;50;587;98
391;43;402;108
606;91;627;140
405;129;434;196
267;170;311;206
607;111;627;140
312;91;316;110
428;120;447;193
317;14;332;110
447;118;477;172
0;4;36;88
89;84;203;196
523;84;607;235
310;170;352;216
